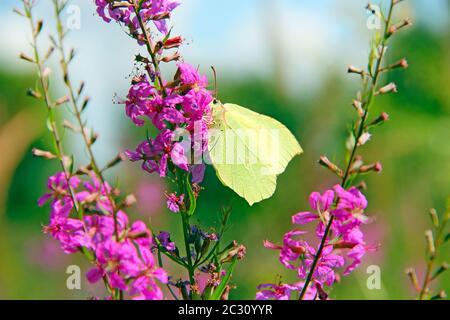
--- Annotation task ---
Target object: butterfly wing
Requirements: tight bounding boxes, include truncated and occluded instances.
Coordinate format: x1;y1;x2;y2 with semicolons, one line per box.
208;102;303;206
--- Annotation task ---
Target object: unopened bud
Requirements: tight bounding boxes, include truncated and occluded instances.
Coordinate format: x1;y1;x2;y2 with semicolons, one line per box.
221;244;246;264
164;36;183;49
357;132;372;146
425;230;436;258
432;262;448;281
377;82;398;95
368;112;389;128
405;268;420;291
161;52;181;63
20;52;34;63
81;96;90;112
42;67;51;78
77;81;85;96
55;95;69;106
35;20;43;36
431;290;447;300
356;181;368;191
352;100;364;117
104;153;125;171
315;282;329;300
394;58;409;69
347;65;364;76
124;194;137;207
13;8;25;16
359;162;383;174
32;148;57;160
27;88;41;99
388;19;413;37
63;120;80;132
44;46;55;60
220;285;231;301
429;208;440;228
152;12;171;21
319;156;344;177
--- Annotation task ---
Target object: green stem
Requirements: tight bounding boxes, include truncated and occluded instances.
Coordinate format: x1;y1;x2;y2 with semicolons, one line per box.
133;4;166;96
418;211;448;300
299;0;396;300
51;0;121;242
181;211;195;299
24;1;83;220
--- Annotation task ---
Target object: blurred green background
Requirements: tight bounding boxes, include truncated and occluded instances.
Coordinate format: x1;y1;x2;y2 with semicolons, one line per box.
0;0;448;299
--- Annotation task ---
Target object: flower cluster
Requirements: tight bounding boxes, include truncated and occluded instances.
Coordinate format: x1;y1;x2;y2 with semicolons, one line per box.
93;1;215;206
258;185;376;300
40;172;167;299
95;0;179;35
124;63;213;180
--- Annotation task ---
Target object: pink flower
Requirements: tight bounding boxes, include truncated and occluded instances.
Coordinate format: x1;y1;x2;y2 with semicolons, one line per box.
298;244;345;286
129;247;168;300
38;172;80;218
261;186;375;298
256;282;318;301
177;63;208;87
43;216;88;254
264;230;307;270
166;192;184;213
256;283;302;300
157;231;176;251
76;173;114;214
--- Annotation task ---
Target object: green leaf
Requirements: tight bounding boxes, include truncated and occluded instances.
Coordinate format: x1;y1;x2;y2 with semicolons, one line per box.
186;174;197;216
210;256;238;300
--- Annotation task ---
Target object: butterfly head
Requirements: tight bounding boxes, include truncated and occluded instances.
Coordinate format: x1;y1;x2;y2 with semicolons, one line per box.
210;99;226;128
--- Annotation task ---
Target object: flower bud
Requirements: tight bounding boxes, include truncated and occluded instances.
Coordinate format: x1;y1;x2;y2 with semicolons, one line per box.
432;262;448;281
393;58;409;70
429;208;440;228
356;181;368;191
123;194;137;207
27;88;41;99
377;82;398;95
319;156;344;177
63;120;80;132
81;96;90;112
152;12;171;21
359;162;383;174
388;18;413;37
352;100;365;117
164;36;183;49
357;132;372;146
44;46;55;60
220;285;231;301
220;244;246;264
425;230;436;258
405;268;420;291
315;282;329;300
161;52;181;63
104;153;125;171
20;52;35;63
32;148;57;160
431;290;447;300
55;95;69;106
368;112;389;127
13;8;25;16
35;20;43;37
347;65;364;76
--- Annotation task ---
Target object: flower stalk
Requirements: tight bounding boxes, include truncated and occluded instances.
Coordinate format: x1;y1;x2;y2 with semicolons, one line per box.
298;0;410;300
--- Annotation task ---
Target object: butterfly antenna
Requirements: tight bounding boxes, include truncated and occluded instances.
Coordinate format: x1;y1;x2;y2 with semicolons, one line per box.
211;65;218;98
